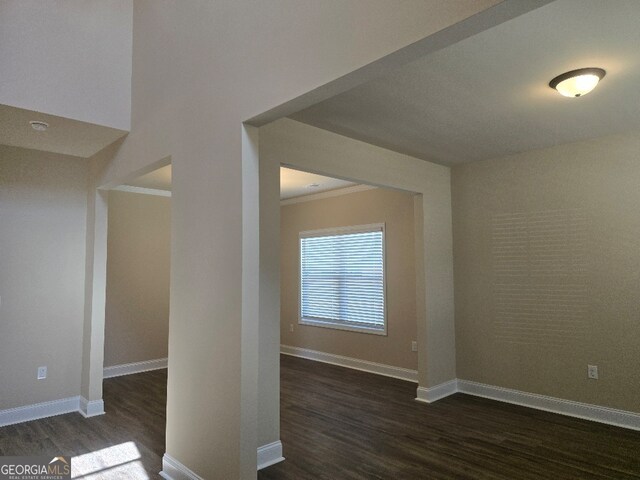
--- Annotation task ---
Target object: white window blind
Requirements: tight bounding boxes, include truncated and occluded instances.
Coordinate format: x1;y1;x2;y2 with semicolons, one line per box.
299;224;386;334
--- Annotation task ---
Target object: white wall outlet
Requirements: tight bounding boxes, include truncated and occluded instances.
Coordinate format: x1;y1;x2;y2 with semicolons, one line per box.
289;323;294;332
588;365;598;379
411;341;417;352
37;366;47;380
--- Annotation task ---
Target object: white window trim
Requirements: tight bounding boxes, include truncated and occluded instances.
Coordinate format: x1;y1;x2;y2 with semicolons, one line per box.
298;223;388;336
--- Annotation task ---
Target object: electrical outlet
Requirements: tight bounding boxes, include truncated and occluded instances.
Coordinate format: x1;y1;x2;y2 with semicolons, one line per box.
411;341;417;352
289;323;294;332
588;365;598;379
37;366;47;380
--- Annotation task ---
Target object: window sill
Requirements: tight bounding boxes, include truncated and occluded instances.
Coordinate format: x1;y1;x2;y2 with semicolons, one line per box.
299;317;387;336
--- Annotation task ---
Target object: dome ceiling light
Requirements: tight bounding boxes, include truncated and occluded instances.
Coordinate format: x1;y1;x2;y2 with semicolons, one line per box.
549;68;606;98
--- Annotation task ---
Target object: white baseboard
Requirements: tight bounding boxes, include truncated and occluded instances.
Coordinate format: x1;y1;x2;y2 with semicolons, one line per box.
160;454;204;480
280;345;417;383
257;440;285;470
0;396;107;426
0;396;81;427
415;379;458;403
103;357;168;379
412;377;640;431
160;441;284;479
457;380;640;431
79;396;105;418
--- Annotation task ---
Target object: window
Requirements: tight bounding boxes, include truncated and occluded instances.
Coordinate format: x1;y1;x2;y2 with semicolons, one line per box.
299;223;386;335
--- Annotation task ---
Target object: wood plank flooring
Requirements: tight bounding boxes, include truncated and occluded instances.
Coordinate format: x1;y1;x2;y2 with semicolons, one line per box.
1;356;639;479
259;355;640;480
0;370;166;479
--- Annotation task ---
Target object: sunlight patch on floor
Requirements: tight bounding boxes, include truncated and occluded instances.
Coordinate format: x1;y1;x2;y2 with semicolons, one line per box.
71;441;149;479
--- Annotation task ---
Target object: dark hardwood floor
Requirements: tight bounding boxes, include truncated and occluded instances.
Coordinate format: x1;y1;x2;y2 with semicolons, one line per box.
260;355;640;480
1;357;639;479
0;370;166;478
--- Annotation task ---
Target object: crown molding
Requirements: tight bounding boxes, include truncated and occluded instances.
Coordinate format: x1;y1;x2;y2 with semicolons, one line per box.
112;185;171;197
281;184;376;206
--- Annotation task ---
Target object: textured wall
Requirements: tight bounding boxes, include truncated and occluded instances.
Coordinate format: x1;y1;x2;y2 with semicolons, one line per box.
452;132;640;413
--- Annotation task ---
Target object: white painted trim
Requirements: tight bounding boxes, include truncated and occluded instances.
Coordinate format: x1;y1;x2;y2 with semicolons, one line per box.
160;454;204;480
281;345;417;383
103;357;168;378
298;317;387;336
412;378;640;431
299;222;385;238
457;380;640;431
79;396;105;418
415;379;458;403
257;440;285;470
281;184;376;205
112;185;171;197
0;396;81;427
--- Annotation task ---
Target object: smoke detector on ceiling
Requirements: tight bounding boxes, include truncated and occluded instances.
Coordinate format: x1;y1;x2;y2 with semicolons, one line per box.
29;121;49;132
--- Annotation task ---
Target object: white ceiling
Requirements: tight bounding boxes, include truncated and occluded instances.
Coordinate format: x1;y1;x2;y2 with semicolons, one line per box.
126;164;172;191
123;166;356;201
290;0;640;165
0;104;128;158
281;167;356;199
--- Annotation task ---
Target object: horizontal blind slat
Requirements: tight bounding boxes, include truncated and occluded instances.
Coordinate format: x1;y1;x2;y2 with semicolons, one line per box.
300;228;385;329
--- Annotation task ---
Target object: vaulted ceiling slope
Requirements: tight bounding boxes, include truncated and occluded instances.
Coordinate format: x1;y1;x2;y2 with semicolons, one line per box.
291;0;640;165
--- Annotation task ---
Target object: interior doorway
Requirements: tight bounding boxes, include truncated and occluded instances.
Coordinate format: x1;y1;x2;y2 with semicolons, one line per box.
278;166;422;382
103;164;172;381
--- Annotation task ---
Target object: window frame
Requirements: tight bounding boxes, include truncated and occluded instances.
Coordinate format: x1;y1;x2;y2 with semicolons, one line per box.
298;223;388;336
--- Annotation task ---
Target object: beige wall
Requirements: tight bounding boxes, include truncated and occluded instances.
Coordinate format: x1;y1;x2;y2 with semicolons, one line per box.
452;131;640;413
105;190;170;367
85;2;523;477
281;188;418;370
0;145;87;410
0;1;132;130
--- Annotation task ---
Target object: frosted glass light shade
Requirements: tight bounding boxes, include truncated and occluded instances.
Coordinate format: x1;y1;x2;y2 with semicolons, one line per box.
549;68;606;98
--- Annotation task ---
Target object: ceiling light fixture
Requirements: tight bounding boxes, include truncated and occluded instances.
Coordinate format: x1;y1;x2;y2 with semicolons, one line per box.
549;68;606;98
29;120;49;131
